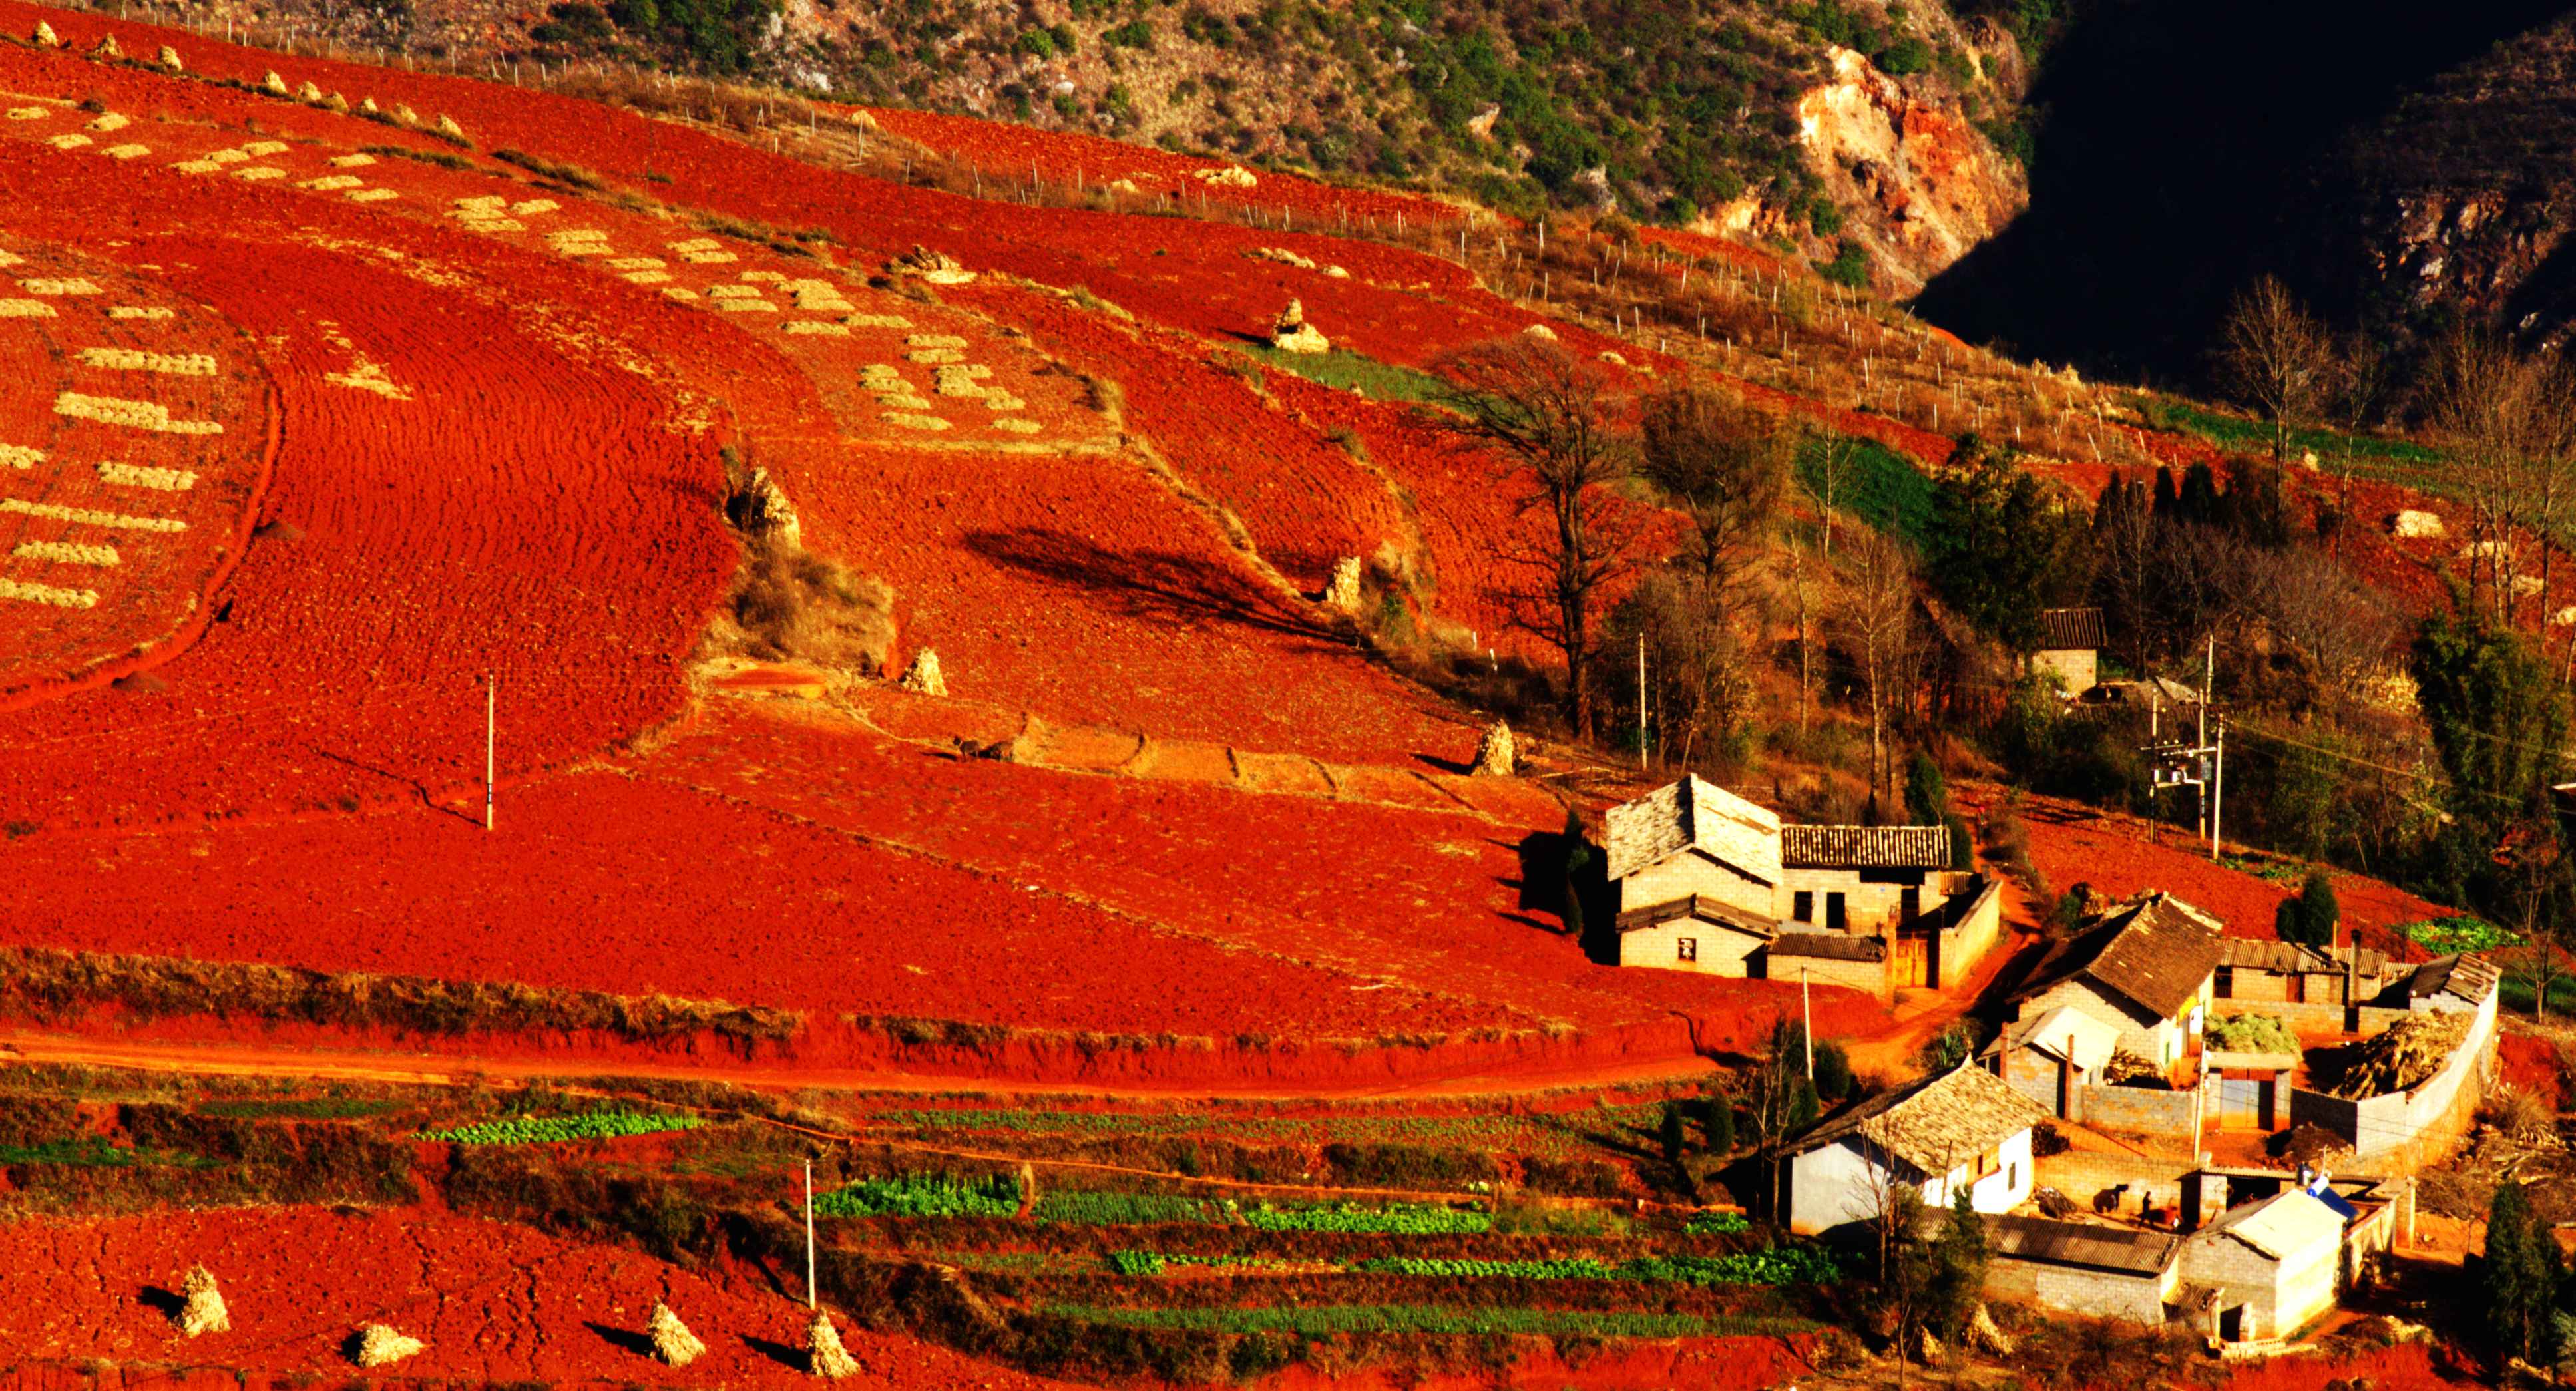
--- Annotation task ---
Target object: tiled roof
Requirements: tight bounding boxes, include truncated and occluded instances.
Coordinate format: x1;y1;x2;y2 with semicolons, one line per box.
1789;1062;2050;1173
1769;932;1886;962
1613;894;1777;939
1780;824;1953;870
1986;1215;2181;1276
1603;775;1781;885
2038;607;2105;651
2218;938;2390;980
2016;893;2223;1020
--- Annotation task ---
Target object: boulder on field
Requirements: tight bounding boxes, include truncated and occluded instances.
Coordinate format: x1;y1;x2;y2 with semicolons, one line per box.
1965;1302;2015;1356
1271;298;1329;355
647;1300;706;1367
891;244;974;285
898;648;947;697
1323;264;1349;278
1322;556;1363;612
1598;349;1629;367
2387;509;2442;539
297;80;323;102
359;97;381;114
807;1311;860;1378
2553;606;2576;628
393;102;421;125
2513;574;2545;597
32;21;57;46
323;92;349;113
176;1265;229;1337
435;114;467;140
91;33;120;58
1470;721;1516;777
262;70;288;96
1190;164;1256;188
351;1323;423;1367
1522;323;1556;341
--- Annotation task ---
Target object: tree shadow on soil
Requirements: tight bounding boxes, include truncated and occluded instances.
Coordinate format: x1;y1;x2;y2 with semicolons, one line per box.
961;527;1339;645
1506;830;1617;962
583;1320;657;1359
742;1334;805;1371
136;1285;182;1320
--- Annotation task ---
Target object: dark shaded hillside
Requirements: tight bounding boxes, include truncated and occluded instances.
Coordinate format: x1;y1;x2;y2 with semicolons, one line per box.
1914;0;2571;383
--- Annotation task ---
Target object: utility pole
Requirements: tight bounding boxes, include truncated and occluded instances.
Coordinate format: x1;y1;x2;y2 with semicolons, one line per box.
484;674;495;833
2209;719;2225;863
1636;633;1647;771
1801;969;1813;1080
804;1159;818;1310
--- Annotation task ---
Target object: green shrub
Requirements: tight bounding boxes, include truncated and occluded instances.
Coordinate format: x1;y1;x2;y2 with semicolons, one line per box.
1816;238;1868;288
815;1171;1020;1219
1103;18;1154;49
1686;1209;1751;1235
1015;27;1055;59
2404;916;2519;954
1877;37;1931;75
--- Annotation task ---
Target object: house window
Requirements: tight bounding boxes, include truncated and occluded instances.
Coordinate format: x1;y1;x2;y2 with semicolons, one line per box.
2007;1162;2018;1190
1826;893;1848;931
1976;1149;1998;1179
1677;937;1699;963
2215;966;2233;999
1793;891;1813;923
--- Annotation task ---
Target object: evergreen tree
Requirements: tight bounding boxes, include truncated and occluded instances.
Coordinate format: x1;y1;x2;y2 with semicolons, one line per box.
1813;1040;1854;1104
1658;1105;1689;1166
2486;1179;2561;1362
2274;869;2340;948
1699;1093;1735;1155
1926;435;2088;654
1904;751;1950;825
1929;1184;1990;1336
1560;805;1592;939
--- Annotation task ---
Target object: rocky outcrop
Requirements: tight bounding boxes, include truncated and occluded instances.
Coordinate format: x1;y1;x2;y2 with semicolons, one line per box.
1794;45;2028;292
1271;299;1329;355
1470;721;1516;777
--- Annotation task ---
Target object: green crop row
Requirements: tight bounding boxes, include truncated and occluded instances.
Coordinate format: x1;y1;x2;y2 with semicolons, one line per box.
0;1137;214;1169
1239;1201;1490;1235
1685;1209;1750;1235
1034;1191;1229;1226
815;1171;1022;1219
416;1111;708;1145
2403;916;2520;955
1355;1245;1837;1287
1044;1302;1817;1339
1107;1251;1304;1276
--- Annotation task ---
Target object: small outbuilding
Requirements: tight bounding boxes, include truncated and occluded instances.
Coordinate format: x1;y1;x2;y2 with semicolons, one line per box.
2181;1189;2346;1343
2215;938;2394;1008
1988;1004;2123;1118
2032;607;2105;696
1604;774;1780;926
1984;1214;2183;1324
1783;1062;2050;1235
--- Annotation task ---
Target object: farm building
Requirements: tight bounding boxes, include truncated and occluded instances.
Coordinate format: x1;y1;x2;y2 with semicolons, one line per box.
1983;1215;2183;1324
1611;894;1779;976
1603;778;1998;992
2179;1189;2348;1343
2010;893;2223;1070
1784;1062;2049;1235
1604;775;1780;927
2032;607;2105;695
1987;1005;2123;1118
2396;952;2502;1014
2214;939;2395;1008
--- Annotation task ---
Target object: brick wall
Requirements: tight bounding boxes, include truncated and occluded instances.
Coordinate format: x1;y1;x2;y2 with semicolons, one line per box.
2075;1080;2201;1139
2036;1151;2198;1217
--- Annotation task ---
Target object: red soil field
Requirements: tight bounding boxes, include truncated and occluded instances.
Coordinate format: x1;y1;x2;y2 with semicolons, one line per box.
0;238;268;703
0;1204;1088;1390
2497;1031;2564;1108
2199;1341;2477;1391
1980;789;2448;962
637;700;1890;1054
0;769;1494;1042
861;104;1458;228
1636;225;1789;276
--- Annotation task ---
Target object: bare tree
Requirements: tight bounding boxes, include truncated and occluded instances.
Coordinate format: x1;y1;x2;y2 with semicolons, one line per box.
1437;337;1640;737
1638;383;1790;628
2217;276;2338;461
1838;528;1921;809
2421;330;2563;624
1807;433;1861;559
1779;533;1822;733
2250;548;2402;717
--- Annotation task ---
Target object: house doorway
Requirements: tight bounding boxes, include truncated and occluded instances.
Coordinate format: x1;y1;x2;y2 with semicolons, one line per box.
1890;934;1929;990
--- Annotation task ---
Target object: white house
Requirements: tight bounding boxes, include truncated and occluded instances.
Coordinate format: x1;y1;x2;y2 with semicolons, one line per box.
1603;774;1781;928
2181;1189;2348;1342
2010;893;2223;1069
2032;607;2105;696
1784;1062;2050;1235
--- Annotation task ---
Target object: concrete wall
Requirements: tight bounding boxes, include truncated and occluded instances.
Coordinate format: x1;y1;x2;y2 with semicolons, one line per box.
2183;1227;2338;1342
2035;648;2097;694
2287;988;2499;1158
2074;1078;2202;1141
1619;850;1773;921
2036;1151;2199;1220
1617;917;1767;978
1789;1129;2032;1235
1934;877;2003;990
1760;946;1888;1002
2224;1000;2412;1036
1988;1255;2177;1324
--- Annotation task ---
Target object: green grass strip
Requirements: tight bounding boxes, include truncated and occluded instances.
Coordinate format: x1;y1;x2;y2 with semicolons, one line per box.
1044;1302;1813;1338
1245;345;1452;407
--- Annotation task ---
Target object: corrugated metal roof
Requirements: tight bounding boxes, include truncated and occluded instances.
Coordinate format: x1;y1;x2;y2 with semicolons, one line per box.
1986;1215;2181;1276
1780;824;1953;869
2214;1190;2344;1261
1769;932;1886;962
1603;775;1781;885
2038;608;2105;651
1613;894;1777;939
2219;938;2390;980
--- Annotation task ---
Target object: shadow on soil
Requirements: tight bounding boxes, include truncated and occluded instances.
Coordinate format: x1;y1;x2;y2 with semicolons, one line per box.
1505;829;1609;954
137;1285;182;1320
583;1320;657;1359
742;1333;805;1370
961;527;1335;644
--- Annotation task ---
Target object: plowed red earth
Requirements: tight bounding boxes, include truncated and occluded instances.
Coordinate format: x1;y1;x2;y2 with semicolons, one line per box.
861;104;1456;226
0;138;737;829
0;769;1488;1040
0;1205;1086;1390
636;701;1890;1053
0;238;268;702
1974;787;2448;962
